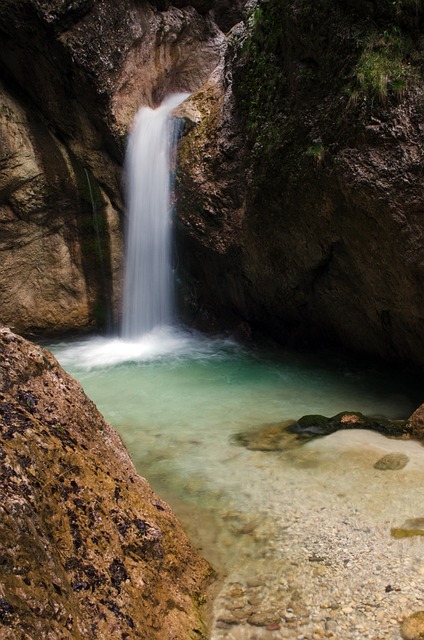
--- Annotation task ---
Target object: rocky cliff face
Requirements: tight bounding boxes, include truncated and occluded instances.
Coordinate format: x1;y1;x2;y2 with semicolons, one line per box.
3;0;424;367
0;0;245;336
0;326;211;638
176;0;424;366
0;79;120;334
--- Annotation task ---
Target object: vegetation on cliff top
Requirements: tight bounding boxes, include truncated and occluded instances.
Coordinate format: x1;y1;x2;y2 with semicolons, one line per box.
351;25;420;103
233;0;423;157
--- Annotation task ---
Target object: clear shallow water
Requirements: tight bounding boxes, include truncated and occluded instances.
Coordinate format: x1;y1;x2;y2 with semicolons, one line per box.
50;325;421;510
49;326;424;638
50;327;418;483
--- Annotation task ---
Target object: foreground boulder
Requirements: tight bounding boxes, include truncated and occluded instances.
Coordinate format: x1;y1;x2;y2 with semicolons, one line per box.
0;327;211;639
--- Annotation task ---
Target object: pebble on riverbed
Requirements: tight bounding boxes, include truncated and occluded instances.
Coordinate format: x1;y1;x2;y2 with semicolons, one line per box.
373;453;409;470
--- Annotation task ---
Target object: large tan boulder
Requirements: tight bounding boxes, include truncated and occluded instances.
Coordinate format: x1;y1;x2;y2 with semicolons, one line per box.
0;82;121;334
0;327;211;638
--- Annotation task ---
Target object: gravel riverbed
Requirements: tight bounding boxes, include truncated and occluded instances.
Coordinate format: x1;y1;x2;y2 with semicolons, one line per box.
197;430;424;640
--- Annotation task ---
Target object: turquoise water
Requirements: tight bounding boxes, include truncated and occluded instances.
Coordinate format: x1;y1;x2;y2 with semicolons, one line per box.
51;326;418;433
49;325;421;535
50;326;421;502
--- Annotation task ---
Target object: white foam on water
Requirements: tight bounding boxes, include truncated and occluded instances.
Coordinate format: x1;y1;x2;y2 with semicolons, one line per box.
52;325;237;370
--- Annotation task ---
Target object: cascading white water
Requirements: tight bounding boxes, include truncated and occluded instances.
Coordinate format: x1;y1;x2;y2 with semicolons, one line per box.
121;93;189;338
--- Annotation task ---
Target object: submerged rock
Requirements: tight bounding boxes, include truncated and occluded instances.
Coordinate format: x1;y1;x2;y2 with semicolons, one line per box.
232;411;417;453
231;420;297;451
391;518;424;539
0;327;211;639
373;453;409;470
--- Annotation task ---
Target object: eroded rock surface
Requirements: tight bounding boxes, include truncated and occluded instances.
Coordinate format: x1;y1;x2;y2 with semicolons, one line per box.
0;327;211;638
0;80;119;334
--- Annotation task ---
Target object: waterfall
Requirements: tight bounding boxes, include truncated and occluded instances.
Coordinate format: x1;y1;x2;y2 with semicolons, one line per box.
121;93;188;339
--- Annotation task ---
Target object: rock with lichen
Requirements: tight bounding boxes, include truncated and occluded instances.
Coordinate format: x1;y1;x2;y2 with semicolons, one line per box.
0;326;211;639
406;404;424;440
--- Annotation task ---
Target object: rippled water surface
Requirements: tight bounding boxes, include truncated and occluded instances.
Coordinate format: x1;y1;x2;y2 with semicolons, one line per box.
49;327;424;639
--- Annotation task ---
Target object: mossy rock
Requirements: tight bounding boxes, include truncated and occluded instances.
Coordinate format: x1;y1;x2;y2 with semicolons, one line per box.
289;411;408;438
289;414;331;436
